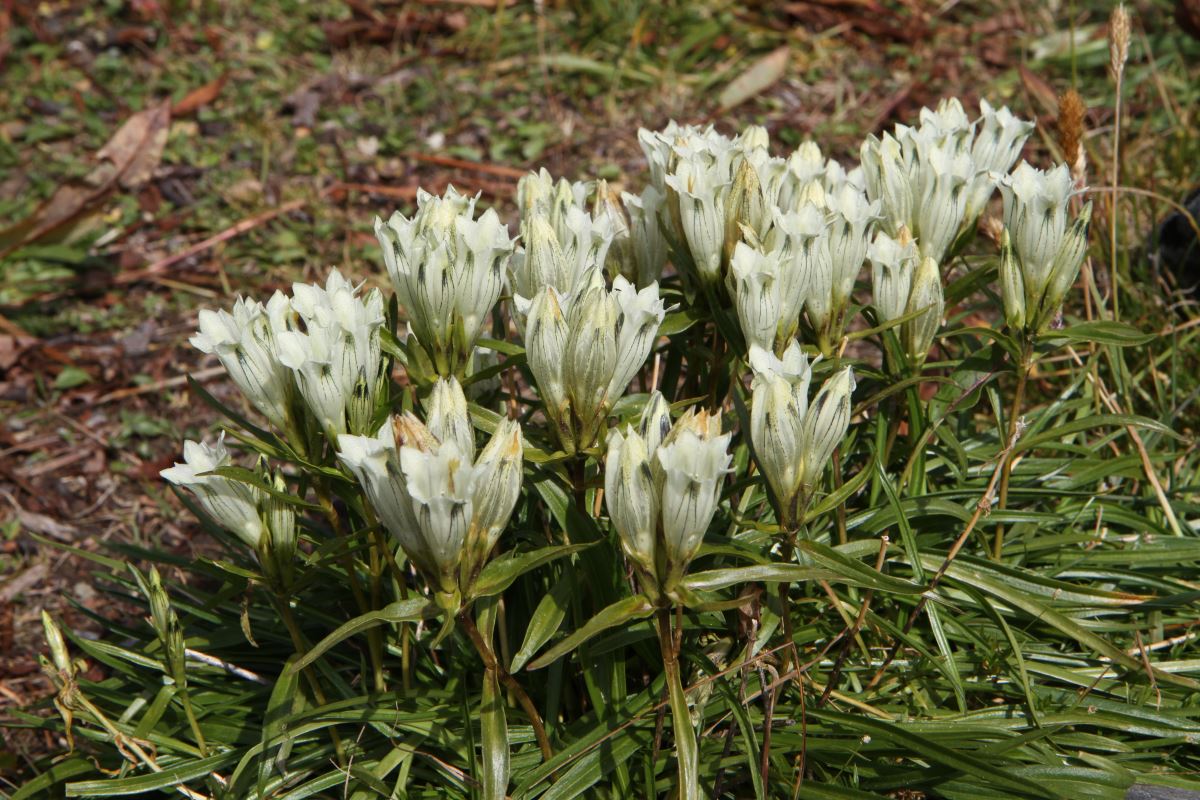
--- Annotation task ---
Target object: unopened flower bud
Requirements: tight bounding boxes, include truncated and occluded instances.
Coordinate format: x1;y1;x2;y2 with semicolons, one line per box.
904;256;944;362
639;390;673;455
462;418;523;582
798;367;855;497
426;377;475;463
605;427;658;578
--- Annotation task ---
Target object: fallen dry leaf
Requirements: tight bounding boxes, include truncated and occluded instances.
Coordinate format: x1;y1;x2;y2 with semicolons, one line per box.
0;100;171;258
718;46;790;112
172;72;229;117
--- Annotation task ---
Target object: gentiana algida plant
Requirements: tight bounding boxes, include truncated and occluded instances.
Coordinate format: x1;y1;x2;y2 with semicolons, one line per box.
21;99;1200;800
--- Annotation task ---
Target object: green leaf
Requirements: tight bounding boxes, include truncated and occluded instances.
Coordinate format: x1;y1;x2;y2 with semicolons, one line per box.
1048;320;1157;347
66;751;241;796
510;576;574;672
479;666;509;800
682;564;839;592
799;540;925;594
807;452;876;520
470;542;594;599
477;337;526;356
54;366;91;389
658;306;706;336
527;595;654;670
10;757;95;800
1016;413;1182;452
258;654;302;795
290;598;439;673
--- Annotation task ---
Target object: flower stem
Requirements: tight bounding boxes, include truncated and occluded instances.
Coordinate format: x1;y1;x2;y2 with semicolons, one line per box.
316;482;385;692
276;595;346;765
993;338;1033;560
655;606;699;800
457;611;554;762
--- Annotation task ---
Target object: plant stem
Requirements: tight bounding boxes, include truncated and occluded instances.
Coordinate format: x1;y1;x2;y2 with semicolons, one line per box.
831;446;847;546
276;596;346;764
1110;61;1124;319
993;338;1033;561
178;689;207;757
655;606;699;800
315;483;385;692
457;611;554;762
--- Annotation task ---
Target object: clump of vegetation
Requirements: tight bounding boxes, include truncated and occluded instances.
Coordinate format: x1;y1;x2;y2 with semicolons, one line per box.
10;74;1200;798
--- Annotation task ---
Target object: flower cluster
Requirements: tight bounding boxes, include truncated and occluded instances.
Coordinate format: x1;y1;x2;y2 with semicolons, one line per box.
605;393;732;598
748;343;855;526
337;377;523;609
375;187;516;380
999;163;1093;334
523;269;669;453
861;98;1035;264
156;94;1100;800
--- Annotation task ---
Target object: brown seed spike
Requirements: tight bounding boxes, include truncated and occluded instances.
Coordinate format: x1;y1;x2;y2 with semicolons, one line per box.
1109;3;1131;77
1057;89;1086;170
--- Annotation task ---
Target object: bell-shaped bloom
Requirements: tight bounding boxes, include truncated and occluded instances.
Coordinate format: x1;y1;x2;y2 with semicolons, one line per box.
276;270;386;440
665;155;729;286
605;396;731;595
337;378;523;604
869;229;919;325
824;183;880;319
729;242;798;354
161;433;265;549
914;142;974;263
655;408;732;590
749;343;855;526
375;187;515;378
510;173;617;323
622;186;668;287
869;231;943;364
190;293;294;428
862;99;1035;265
999;162;1092;333
523;270;668;453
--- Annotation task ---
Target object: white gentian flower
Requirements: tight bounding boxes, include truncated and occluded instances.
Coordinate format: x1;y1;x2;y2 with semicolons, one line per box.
868;229;918;325
161;434;265;549
276;270;386;440
190;293;294;429
622;186;668;287
523;270;668;453
337;378;523;605
605;398;730;596
375;186;515;377
999;162;1092;333
665;155;729;286
826;184;880;313
655;409;732;591
749;343;855;526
